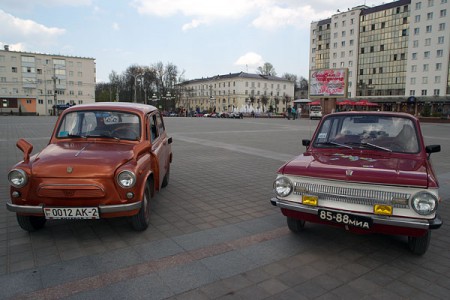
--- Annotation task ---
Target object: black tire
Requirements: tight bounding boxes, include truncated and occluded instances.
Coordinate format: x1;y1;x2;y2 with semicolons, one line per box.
130;181;152;231
16;214;46;232
408;231;431;255
287;217;305;233
161;164;170;188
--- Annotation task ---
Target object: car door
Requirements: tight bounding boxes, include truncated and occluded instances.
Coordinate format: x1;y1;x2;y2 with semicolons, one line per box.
149;112;171;189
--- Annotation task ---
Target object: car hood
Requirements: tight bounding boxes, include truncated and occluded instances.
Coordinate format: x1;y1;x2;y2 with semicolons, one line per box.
279;151;430;187
31;141;136;178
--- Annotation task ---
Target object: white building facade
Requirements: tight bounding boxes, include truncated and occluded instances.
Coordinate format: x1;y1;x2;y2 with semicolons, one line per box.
310;0;450;115
178;72;295;114
0;46;96;116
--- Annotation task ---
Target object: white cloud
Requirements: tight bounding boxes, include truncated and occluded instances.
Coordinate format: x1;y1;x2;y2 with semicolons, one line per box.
112;22;120;30
234;52;264;69
0;10;65;45
0;42;26;52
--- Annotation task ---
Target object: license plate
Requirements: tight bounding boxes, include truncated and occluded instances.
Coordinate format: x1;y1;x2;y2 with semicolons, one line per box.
44;207;100;219
318;209;372;229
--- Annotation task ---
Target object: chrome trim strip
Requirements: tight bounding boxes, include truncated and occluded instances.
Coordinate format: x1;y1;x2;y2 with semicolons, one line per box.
6;201;141;214
99;201;141;213
6;203;44;214
274;199;432;230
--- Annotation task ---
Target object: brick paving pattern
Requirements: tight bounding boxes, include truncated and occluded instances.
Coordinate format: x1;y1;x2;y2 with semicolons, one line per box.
0;116;449;299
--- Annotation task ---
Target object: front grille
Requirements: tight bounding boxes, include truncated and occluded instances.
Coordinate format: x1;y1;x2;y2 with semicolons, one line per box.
294;182;410;208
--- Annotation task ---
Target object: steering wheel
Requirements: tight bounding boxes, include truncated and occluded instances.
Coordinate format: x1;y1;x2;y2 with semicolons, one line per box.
111;126;139;140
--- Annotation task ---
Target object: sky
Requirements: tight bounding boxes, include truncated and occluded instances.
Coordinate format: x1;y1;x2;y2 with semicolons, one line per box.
0;0;388;83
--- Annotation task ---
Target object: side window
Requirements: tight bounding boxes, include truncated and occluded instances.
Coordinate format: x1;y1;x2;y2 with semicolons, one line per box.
150;114;159;142
155;113;165;135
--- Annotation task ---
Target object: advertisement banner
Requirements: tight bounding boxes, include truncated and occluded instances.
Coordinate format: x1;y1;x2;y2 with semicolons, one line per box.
309;69;348;98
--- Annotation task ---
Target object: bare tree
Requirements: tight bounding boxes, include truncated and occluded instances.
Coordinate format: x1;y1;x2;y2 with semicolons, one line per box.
257;62;277;76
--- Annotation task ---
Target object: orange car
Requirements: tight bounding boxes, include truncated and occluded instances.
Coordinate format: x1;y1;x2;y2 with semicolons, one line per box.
7;102;173;231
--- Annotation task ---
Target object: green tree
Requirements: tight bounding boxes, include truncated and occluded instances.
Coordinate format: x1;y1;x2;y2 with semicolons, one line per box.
257;62;276;76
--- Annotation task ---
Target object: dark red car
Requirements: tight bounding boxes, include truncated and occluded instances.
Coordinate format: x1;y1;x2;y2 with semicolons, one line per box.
271;111;442;255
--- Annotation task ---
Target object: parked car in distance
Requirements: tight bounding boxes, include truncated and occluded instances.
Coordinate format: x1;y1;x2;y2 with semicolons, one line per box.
7;102;173;232
229;112;243;119
271;111;442;255
309;106;323;119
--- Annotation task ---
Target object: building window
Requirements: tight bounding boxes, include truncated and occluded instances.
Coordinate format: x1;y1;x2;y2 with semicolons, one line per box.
12;67;17;73
422;77;428;84
436;63;442;70
437;49;443;57
428;0;434;6
410;90;415;96
438;23;445;30
414;28;420;35
425;38;431;46
413;40;419;47
440;9;447;17
424;51;430;58
426;25;432;33
434;89;440;96
416;2;422;10
438;36;444;44
427;12;433;19
423;64;429;71
435;76;441;83
412;65;417;72
415;15;421;22
421;90;427;96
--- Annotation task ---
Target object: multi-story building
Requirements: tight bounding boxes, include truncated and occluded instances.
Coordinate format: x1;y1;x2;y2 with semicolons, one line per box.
178;72;295;114
0;46;96;116
310;0;450;116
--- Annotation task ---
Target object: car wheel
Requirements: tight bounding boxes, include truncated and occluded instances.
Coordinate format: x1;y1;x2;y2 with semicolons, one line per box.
161;164;170;188
408;231;431;255
16;214;46;232
131;181;152;231
287;217;305;233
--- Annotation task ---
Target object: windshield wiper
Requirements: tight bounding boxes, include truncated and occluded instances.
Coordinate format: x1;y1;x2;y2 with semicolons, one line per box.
346;142;392;152
66;134;87;138
85;134;119;140
316;141;353;149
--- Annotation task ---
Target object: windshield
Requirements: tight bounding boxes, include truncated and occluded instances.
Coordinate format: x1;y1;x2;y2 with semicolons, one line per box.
313;114;420;153
56;110;141;141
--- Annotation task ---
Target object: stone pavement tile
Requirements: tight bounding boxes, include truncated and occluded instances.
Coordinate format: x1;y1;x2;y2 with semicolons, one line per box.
157;261;219;295
348;277;382;295
385;280;422;298
38;256;99;288
133;238;184;261
326;283;366;299
257;278;289;295
292;279;329;298
200;249;260;280
265;288;309;300
399;272;450;299
67;272;174;300
0;269;43;299
276;265;321;287
169;289;210;300
216;283;272;300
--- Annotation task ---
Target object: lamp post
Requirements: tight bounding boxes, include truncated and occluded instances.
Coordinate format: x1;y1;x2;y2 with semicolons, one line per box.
132;72;145;103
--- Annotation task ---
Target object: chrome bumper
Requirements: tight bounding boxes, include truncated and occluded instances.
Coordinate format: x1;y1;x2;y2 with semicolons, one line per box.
6;201;142;215
271;198;442;230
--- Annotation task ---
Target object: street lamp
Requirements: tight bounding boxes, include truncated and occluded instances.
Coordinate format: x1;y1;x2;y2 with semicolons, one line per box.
132;72;145;103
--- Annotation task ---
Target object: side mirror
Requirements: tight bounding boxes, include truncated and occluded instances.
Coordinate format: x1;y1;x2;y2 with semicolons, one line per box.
302;139;311;147
425;144;440;159
168;137;173;144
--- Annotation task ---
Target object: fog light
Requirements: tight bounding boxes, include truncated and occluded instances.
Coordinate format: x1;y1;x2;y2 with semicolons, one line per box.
374;204;392;215
12;191;20;198
302;195;318;206
126;192;134;199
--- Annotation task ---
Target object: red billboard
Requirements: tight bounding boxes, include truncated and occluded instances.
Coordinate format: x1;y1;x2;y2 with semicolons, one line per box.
309;68;348;98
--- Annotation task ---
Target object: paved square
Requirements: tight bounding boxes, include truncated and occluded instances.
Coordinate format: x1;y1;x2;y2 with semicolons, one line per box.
0;116;449;299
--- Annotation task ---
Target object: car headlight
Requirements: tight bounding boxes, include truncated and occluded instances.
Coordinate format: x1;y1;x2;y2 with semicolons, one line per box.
8;169;28;188
274;177;293;197
411;191;438;215
117;170;136;188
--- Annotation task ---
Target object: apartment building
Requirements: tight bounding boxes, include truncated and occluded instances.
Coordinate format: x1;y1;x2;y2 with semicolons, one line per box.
0;46;96;116
178;72;295;113
310;0;450;115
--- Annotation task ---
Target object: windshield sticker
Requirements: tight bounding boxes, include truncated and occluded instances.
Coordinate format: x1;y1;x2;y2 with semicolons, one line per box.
318;133;327;139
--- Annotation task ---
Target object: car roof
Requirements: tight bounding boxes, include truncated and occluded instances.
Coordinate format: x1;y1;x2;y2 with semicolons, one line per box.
329;111;418;120
63;102;158;115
